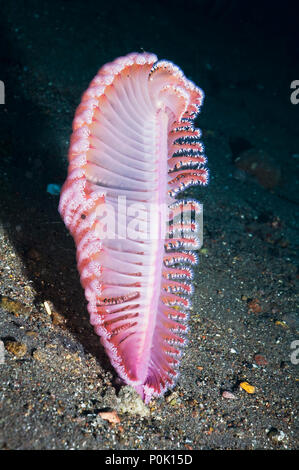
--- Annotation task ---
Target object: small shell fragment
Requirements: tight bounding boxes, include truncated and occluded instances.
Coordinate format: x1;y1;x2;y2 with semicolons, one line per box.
98;411;120;424
43;301;52;316
240;381;255;394
222;391;237;399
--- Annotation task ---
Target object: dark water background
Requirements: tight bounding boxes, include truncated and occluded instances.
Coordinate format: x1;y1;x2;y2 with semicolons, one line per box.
0;0;298;450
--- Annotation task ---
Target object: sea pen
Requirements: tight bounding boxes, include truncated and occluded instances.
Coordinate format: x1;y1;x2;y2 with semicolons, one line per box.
59;52;208;402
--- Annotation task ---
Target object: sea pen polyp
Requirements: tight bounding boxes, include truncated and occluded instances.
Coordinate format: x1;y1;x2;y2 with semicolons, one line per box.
59;52;208;402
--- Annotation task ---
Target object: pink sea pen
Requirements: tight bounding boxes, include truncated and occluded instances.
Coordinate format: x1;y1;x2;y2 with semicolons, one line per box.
59;52;208;402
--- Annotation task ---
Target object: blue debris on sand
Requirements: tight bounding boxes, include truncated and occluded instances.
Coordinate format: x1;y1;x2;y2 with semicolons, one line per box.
47;184;61;195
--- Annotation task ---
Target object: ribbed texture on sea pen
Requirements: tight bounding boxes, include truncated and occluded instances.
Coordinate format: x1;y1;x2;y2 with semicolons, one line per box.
59;52;208;403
